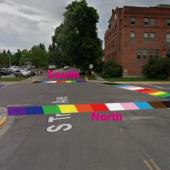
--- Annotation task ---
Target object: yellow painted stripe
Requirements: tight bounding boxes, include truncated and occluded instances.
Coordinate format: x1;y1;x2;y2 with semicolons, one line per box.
144;160;153;170
149;159;161;170
0;114;7;127
144;159;161;170
150;92;167;96
58;105;78;113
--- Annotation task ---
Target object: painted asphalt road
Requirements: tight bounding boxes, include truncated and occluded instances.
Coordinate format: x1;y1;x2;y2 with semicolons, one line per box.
136;83;170;92
0;81;170;169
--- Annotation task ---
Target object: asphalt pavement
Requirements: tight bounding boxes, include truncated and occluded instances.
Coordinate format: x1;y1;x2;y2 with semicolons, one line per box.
0;77;170;170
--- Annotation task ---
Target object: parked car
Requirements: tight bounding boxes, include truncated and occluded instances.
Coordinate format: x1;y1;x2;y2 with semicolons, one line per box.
10;66;20;72
30;70;36;76
20;69;31;77
63;66;70;70
14;70;22;77
48;65;56;70
14;69;34;77
0;68;12;75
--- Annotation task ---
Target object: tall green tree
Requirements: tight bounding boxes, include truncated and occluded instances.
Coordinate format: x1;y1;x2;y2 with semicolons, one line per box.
50;0;102;70
31;44;48;68
13;49;22;65
0;50;10;67
19;49;32;66
49;24;67;67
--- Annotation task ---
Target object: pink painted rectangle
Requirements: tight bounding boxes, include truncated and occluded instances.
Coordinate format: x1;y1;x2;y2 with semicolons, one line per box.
48;70;80;80
120;103;139;110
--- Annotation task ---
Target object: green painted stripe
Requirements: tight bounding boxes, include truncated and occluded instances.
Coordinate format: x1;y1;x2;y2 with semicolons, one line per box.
159;93;170;97
42;105;61;115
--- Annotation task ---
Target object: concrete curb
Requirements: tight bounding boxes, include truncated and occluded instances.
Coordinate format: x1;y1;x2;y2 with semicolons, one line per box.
109;81;170;84
30;75;46;83
0;81;18;86
0;107;7;127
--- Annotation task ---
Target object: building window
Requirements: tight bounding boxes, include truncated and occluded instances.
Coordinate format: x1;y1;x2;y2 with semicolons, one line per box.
143;49;148;59
144;18;155;26
144;32;149;39
137;50;142;59
130;32;136;39
149;49;160;58
166;18;170;26
167;50;170;58
144;32;156;42
114;14;117;20
149;49;155;58
130;17;136;25
150;18;156;26
137;49;160;59
166;33;170;43
150;32;156;39
144;18;149;26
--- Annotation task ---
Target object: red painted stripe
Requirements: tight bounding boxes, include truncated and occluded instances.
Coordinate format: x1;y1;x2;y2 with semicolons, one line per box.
135;89;160;93
90;104;110;112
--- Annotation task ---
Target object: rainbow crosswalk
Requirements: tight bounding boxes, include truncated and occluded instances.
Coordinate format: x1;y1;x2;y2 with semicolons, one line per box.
115;85;170;99
7;100;170;116
42;80;86;84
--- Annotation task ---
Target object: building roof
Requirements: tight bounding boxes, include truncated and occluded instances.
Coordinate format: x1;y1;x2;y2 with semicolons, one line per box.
156;4;170;8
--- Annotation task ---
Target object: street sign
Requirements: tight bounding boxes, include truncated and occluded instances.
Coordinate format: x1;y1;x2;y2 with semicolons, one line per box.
89;64;93;69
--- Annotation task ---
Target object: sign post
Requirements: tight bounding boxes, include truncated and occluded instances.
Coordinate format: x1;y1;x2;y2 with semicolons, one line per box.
89;64;93;75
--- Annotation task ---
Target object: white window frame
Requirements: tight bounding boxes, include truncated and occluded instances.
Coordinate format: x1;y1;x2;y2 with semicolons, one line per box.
130;32;136;38
150;32;156;39
144;32;149;39
144;18;149;26
166;33;170;43
130;17;136;25
166;18;170;26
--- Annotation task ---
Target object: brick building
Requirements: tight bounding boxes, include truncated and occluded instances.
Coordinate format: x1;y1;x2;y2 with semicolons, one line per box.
104;5;170;76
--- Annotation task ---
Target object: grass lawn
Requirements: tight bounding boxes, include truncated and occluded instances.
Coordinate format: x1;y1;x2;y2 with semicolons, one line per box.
104;77;170;82
0;77;27;82
86;74;96;80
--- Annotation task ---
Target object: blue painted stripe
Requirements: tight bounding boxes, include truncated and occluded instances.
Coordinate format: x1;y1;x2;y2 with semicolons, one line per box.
134;102;154;110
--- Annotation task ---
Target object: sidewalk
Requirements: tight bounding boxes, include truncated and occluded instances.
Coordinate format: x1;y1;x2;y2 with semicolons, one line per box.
92;72;105;81
0;74;46;85
91;72;105;82
88;72;170;84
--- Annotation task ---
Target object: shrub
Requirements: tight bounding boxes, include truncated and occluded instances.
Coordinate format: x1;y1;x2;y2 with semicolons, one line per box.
94;61;104;73
143;57;170;80
102;61;122;78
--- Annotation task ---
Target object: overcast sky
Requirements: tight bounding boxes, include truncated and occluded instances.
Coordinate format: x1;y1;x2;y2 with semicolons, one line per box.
0;0;170;52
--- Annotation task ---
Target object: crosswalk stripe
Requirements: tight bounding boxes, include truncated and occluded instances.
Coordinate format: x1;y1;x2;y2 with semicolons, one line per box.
7;100;170;116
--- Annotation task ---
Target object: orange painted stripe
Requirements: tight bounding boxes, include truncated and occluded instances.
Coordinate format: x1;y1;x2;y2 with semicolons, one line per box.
75;104;94;112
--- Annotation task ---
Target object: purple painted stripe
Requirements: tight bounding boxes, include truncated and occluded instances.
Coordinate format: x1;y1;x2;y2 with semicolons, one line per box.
8;107;27;116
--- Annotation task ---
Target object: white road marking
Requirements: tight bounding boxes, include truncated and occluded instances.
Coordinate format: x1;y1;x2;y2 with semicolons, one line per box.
48;114;71;123
47;114;72;133
151;85;164;89
51;96;69;104
143;84;170;90
47;124;72;132
47;97;72;133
